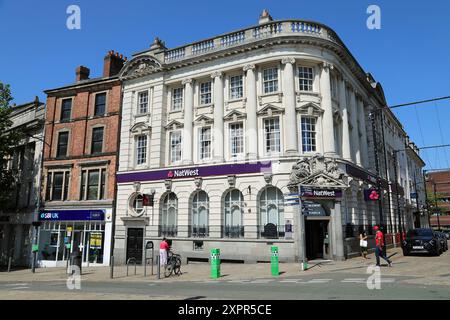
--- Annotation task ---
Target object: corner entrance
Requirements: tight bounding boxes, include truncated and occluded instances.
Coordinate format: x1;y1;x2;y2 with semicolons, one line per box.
305;219;330;260
126;228;143;264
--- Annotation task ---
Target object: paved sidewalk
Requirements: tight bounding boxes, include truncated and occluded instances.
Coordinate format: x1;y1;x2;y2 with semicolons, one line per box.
1;246;449;286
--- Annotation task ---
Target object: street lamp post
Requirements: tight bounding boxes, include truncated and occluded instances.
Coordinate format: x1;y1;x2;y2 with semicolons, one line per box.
392;150;404;242
432;182;441;231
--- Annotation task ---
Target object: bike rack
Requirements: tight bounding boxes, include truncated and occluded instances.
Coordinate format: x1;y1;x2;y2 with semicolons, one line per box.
126;257;137;276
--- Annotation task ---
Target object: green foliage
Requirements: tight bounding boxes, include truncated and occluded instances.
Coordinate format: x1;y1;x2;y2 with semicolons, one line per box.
0;82;21;208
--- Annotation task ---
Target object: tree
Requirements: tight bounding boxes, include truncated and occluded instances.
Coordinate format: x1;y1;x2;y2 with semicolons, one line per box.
0;82;21;208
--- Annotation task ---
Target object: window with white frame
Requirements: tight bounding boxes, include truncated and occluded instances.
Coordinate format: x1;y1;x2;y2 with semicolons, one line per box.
170;131;182;163
301;117;317;152
223;189;244;238
136;135;147;165
229;75;243;100
298;66;314;91
46;171;70;201
199;127;211;160
200;81;212;105
264;117;281;153
137;91;148;114
172;87;183;111
229;122;244;157
263;67;278;94
259;187;285;239
131;193;144;216
80;168;106;200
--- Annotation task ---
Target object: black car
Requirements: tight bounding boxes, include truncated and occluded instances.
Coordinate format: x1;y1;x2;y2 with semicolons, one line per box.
436;232;448;252
402;228;441;256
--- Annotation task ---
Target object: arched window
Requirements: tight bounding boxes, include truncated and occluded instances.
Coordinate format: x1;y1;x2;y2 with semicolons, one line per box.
259;187;284;238
191;191;209;237
160;192;178;237
223;189;244;238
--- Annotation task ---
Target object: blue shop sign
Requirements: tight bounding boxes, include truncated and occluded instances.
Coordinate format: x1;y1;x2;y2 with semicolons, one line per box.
39;210;105;221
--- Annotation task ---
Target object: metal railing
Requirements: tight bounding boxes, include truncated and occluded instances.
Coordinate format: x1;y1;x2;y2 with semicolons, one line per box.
191;225;209;238
126;257;137;276
222;225;245;238
159;225;178;237
258;225;285;239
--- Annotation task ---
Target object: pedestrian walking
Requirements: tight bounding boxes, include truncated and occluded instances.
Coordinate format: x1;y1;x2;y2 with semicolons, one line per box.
159;237;169;267
373;225;392;267
359;230;369;259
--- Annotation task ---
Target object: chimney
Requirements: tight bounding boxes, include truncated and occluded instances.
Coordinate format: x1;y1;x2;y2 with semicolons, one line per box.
76;66;90;82
259;9;273;24
103;50;127;77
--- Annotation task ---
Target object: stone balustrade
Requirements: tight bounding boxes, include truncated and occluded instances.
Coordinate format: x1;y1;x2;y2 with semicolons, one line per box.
163;20;343;63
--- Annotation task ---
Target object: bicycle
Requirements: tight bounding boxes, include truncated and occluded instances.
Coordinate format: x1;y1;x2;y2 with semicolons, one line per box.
164;250;182;277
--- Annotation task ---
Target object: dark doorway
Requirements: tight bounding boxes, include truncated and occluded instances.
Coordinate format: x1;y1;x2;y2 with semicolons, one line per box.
305;220;329;260
126;228;143;264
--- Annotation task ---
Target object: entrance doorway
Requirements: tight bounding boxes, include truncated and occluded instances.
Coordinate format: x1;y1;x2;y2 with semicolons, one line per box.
126;228;143;264
305;219;330;260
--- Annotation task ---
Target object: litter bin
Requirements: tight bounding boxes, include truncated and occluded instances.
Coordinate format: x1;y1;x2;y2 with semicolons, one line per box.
70;251;82;275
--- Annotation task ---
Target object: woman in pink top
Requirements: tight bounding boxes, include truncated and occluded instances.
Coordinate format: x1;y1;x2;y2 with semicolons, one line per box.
159;238;169;267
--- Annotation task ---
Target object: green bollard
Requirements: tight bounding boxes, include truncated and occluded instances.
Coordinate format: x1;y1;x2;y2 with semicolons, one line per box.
210;248;221;279
271;246;279;276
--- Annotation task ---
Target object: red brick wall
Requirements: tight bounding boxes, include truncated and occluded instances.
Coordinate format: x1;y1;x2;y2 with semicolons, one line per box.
43;81;121;202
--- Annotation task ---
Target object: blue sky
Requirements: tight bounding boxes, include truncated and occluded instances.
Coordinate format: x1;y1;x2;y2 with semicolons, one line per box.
1;0;449;170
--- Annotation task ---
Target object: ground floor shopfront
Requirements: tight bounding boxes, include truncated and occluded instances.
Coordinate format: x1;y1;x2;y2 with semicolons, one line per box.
113;157;401;264
37;208;112;267
0;212;33;267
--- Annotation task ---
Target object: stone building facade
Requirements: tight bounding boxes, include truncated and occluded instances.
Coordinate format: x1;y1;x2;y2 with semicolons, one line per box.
113;11;426;264
39;52;125;267
0;98;45;267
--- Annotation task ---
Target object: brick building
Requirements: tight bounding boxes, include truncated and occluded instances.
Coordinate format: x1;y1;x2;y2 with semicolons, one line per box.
426;169;450;230
39;51;125;267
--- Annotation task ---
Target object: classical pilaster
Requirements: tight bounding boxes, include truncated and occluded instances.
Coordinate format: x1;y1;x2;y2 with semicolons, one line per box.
320;62;336;156
358;99;369;168
182;78;193;164
281;57;298;155
339;78;351;161
349;88;362;165
211;71;224;162
243;64;258;159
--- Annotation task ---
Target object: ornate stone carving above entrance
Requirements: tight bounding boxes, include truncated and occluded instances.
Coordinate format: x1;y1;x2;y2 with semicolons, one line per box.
119;55;162;79
288;154;349;190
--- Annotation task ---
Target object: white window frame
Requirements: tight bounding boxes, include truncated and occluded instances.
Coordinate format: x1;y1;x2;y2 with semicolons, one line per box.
172;87;183;111
200;81;212;105
300;116;317;153
199;126;212;160
80;167;107;201
298;66;314;92
229;74;243;100
229;122;244;158
263;117;281;155
262;67;279;94
170;131;182;164
137;91;149;114
46;170;70;202
135;134;148;166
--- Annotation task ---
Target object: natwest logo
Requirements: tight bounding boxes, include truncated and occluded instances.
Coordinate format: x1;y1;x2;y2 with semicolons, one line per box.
167;168;200;178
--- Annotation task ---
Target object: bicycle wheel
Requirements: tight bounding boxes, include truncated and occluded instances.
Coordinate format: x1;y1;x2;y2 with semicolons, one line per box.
164;261;174;277
173;257;182;275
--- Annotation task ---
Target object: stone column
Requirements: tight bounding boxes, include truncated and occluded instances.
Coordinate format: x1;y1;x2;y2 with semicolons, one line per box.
211;71;224;162
282;57;298;155
359;100;369;168
349;89;361;165
339;78;352;161
333;200;345;260
320;62;336;156
182;78;193;165
244;64;258;159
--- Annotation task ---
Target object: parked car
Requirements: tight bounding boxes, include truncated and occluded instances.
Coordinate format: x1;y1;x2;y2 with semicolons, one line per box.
435;232;448;252
443;230;450;240
402;228;441;256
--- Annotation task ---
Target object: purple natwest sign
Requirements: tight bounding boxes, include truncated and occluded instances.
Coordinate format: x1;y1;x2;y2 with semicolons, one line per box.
117;162;272;183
